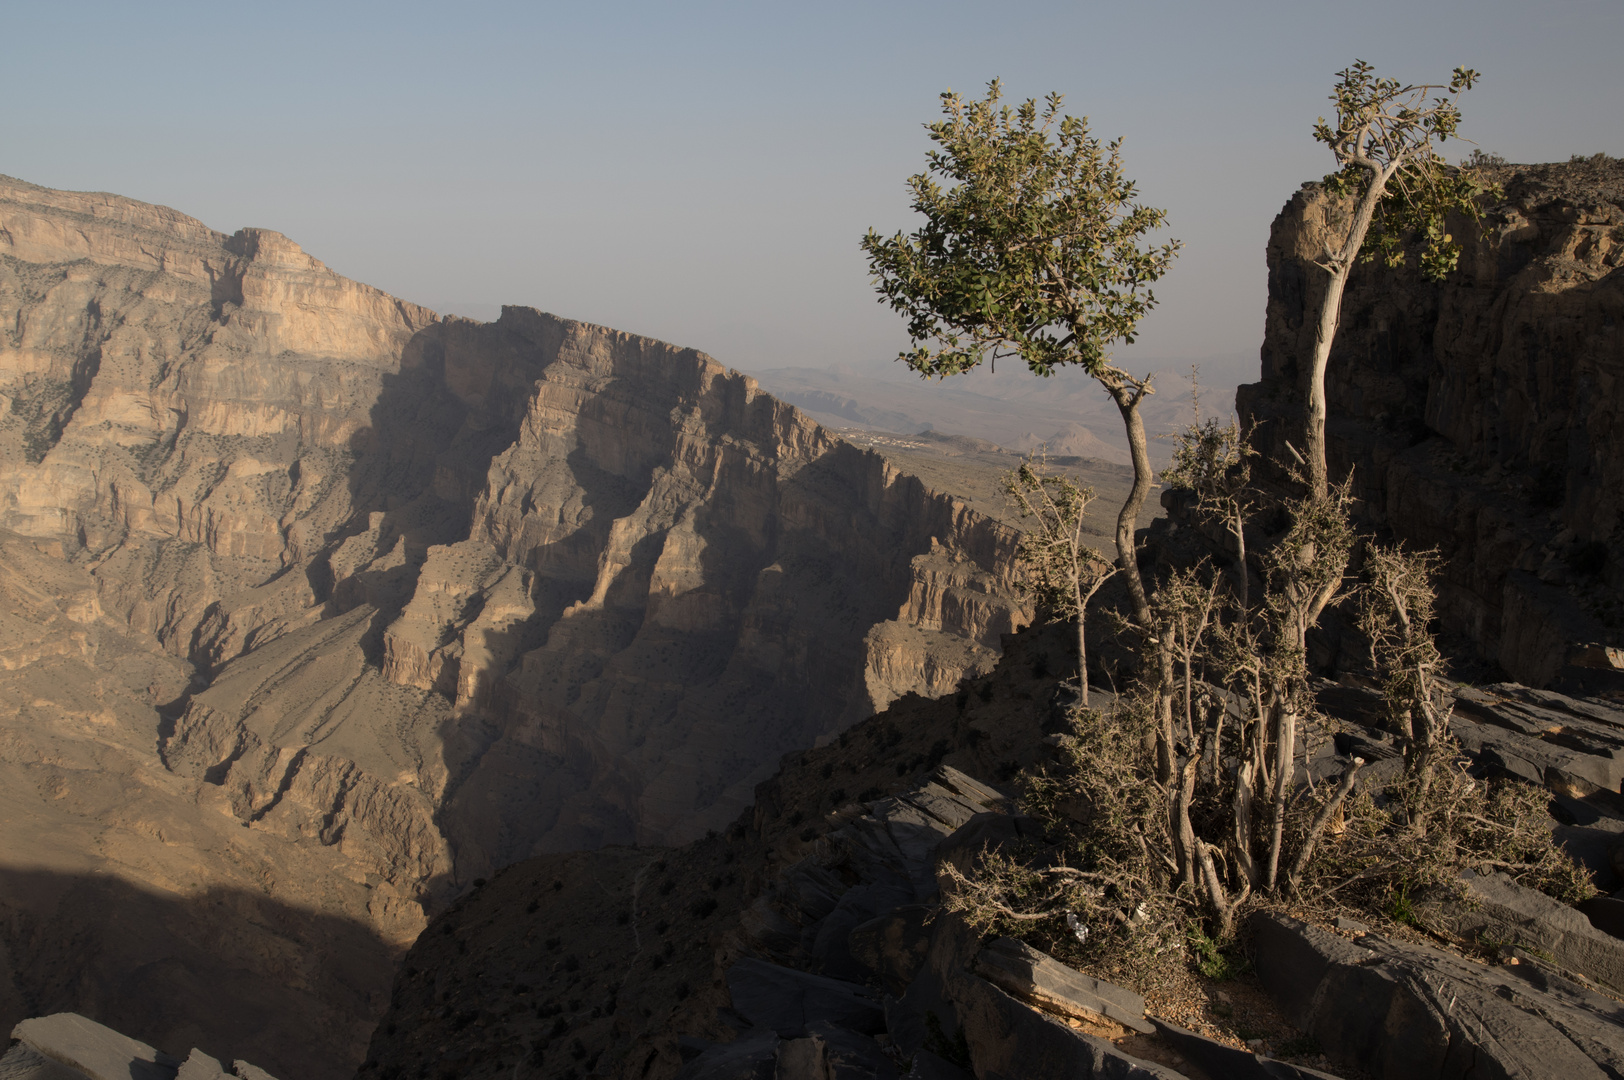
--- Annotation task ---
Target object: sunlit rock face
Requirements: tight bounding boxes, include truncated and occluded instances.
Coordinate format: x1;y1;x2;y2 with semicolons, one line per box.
0;173;1027;1072
1242;159;1624;690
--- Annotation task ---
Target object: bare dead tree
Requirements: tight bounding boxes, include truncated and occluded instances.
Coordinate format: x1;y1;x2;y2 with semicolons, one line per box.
1003;455;1117;706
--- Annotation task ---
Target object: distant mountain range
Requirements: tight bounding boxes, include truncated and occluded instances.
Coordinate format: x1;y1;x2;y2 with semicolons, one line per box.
749;360;1246;467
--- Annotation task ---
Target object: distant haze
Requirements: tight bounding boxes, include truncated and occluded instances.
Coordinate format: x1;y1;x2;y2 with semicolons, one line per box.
4;0;1619;399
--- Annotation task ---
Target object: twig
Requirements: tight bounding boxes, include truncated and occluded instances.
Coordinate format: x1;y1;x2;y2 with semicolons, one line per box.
1286;756;1365;894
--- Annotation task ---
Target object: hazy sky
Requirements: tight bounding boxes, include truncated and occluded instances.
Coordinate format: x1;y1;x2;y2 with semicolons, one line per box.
5;1;1620;388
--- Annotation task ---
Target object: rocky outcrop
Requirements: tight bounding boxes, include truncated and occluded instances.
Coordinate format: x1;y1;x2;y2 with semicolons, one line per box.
1239;158;1624;689
0;1013;283;1080
1251;913;1624;1080
0;174;1029;1073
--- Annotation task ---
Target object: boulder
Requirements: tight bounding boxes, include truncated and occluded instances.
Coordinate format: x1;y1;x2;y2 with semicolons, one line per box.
0;1042;90;1080
229;1064;280;1080
951;974;1183;1080
1551;793;1624;892
1448;714;1624;797
931;767;1010;812
810;882;918;983
902;1048;971;1080
884;909;983;1059
1415;869;1624;991
848;905;933;996
868;799;961;901
1578;896;1624;940
971;938;1153;1035
1149;1019;1349;1080
8;1014;180;1080
934;814;1048;879
774;1022;899;1080
672;1027;779;1080
884;965;959;1061
724;958;885;1039
175;1049;232;1080
1250;913;1624;1079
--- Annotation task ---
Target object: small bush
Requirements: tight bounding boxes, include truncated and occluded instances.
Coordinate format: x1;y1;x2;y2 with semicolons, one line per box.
1187;927;1249;980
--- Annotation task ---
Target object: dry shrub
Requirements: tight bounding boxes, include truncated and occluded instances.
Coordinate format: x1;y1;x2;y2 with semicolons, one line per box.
1296;745;1595;916
943;696;1186;994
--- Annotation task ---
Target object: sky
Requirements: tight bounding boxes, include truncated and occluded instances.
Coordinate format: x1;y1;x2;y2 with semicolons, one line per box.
5;1;1621;390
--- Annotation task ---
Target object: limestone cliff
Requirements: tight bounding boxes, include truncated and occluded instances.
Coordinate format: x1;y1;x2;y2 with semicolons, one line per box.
1239;158;1624;690
0;174;1028;1073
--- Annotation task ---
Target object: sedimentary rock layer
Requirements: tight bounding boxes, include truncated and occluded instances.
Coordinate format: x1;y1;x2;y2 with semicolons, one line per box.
0;174;1028;1072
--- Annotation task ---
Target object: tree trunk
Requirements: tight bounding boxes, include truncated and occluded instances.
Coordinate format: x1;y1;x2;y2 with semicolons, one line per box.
1303;266;1349;500
1075;610;1089;708
1304;168;1391;498
1264;691;1296;892
1174;757;1199;891
1101;373;1176;784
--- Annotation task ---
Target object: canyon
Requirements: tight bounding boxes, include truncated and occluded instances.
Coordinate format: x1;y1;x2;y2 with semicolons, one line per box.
4;155;1623;1080
0;174;1035;1078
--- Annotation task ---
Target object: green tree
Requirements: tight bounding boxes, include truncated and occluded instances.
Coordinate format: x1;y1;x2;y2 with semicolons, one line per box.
861;78;1180;772
1002;455;1115;706
1302;60;1483;497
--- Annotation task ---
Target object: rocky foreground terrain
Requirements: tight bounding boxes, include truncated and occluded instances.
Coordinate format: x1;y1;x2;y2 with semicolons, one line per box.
0;174;1060;1077
352;618;1624;1080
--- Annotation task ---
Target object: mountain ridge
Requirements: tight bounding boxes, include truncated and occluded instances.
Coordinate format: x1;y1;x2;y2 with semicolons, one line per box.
0;174;1042;1077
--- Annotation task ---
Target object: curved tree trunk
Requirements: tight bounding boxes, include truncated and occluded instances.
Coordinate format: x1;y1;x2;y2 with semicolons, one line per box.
1304;267;1350;499
1101;370;1177;784
1304;167;1392;498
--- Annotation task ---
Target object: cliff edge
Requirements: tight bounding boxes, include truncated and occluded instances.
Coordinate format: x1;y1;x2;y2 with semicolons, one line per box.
1239;157;1624;690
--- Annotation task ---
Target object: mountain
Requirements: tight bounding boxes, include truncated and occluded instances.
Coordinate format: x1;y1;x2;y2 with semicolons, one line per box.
0;175;1039;1076
750;360;1242;469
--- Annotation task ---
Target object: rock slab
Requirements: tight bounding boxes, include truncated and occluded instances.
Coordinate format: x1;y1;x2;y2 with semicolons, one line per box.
1415;868;1624;991
1250;913;1624;1080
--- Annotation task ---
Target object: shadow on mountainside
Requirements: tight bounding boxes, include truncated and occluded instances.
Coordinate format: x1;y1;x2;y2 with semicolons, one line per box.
314;306;998;871
0;866;401;1080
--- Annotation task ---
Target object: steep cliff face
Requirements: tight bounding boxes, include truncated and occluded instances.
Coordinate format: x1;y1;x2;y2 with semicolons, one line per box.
0;175;1028;1070
147;304;1028;879
1239;159;1624;689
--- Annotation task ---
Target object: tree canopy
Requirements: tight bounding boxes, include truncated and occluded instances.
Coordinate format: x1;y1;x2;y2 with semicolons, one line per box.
860;79;1179;380
1315;60;1487;281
